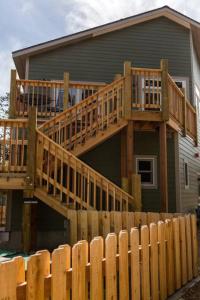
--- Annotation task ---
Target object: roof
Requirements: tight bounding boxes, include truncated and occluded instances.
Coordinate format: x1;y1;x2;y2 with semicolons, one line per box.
12;5;200;78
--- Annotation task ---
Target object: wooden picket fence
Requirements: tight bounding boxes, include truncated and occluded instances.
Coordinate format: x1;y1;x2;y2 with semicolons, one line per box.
68;210;185;245
0;214;198;300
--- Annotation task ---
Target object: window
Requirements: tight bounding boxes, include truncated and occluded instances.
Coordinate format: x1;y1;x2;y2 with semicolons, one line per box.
135;156;157;188
184;160;189;189
172;77;189;99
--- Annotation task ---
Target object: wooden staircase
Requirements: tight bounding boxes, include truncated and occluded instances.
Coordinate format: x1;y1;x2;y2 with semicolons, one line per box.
39;77;127;156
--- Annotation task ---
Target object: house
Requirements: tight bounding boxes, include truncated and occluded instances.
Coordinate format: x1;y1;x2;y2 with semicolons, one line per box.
0;5;200;250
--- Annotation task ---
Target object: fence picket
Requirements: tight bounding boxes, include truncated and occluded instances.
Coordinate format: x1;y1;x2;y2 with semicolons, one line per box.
99;211;111;238
27;251;50;300
185;215;193;280
77;211;88;241
165;219;175;295
150;223;159;300
130;228;140;300
90;237;104;300
119;230;129;300
0;260;17;300
72;241;88;300
173;217;181;289
88;210;99;241
105;233;117;300
158;221;167;299
141;225;150;300
51;245;71;300
179;216;187;285
191;214;198;277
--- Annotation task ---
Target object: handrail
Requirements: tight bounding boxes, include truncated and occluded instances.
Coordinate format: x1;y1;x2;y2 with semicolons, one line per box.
36;129;134;211
0;119;28;173
39;77;125;151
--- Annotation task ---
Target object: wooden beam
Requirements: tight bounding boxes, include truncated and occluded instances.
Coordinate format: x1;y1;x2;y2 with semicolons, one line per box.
27;107;37;188
22;201;37;253
9;69;17;118
124;61;132;119
121;128;127;179
160;59;169;121
159;122;168;212
131;111;162;121
63;72;69;110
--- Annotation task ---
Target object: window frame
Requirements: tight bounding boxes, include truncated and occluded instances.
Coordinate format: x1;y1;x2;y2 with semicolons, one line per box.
184;159;189;189
135;155;157;189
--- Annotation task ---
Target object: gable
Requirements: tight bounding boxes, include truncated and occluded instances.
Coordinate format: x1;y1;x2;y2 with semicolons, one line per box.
29;17;191;87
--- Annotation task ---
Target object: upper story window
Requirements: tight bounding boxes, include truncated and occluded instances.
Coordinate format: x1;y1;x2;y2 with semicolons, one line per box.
172;77;189;99
135;155;157;189
184;160;189;189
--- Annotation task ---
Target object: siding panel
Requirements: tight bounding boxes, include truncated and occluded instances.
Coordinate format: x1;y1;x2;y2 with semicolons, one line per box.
29;17;192;98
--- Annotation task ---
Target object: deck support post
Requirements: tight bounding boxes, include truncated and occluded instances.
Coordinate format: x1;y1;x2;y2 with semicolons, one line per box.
22;200;37;253
124;61;132;119
160;59;169;121
159;122;168;212
9;69;17;118
27;106;37;188
63;72;69;110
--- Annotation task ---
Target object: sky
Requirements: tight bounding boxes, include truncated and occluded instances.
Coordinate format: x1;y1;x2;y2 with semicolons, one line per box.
0;0;200;95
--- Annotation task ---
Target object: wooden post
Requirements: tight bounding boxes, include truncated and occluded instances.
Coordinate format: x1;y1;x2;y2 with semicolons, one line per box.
160;59;169;121
9;69;17;118
132;174;142;211
123;61;132;119
63;72;69;110
159;122;168;212
27;106;37;187
22;200;37;253
114;74;122;81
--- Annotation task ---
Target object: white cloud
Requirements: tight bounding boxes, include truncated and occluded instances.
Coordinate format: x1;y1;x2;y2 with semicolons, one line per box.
0;38;22;95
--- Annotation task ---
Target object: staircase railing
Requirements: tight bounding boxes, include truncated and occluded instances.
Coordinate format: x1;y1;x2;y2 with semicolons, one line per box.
36;130;134;211
0;119;28;172
39;77;125;151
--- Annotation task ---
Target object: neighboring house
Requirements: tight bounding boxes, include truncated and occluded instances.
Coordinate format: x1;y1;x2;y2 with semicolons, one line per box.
1;5;200;250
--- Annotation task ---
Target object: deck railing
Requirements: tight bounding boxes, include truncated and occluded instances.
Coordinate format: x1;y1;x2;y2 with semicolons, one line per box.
36;129;133;211
39;77;125;151
186;101;197;140
0;214;198;300
168;74;184;127
132;68;162;111
0;119;28;173
10;69;106;118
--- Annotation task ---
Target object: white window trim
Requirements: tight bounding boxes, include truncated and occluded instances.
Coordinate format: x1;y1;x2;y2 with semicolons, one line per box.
184;159;189;189
135;155;157;189
172;76;189;99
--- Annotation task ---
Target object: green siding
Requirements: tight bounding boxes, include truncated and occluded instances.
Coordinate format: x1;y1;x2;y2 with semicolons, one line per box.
81;133;121;186
134;131;160;211
178;134;199;213
29;17;192;98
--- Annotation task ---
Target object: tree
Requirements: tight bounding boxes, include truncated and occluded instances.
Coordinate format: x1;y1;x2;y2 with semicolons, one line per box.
0;93;9;119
